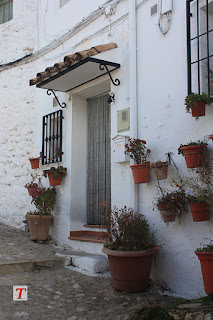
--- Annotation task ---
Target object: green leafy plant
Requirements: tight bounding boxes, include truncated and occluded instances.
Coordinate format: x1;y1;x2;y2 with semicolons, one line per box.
29;187;57;215
185;93;212;114
196;241;213;252
178;141;205;156
43;166;67;179
103;206;155;251
124;138;151;164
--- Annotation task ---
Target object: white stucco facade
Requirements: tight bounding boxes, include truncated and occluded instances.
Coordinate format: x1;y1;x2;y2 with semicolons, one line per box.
0;0;213;298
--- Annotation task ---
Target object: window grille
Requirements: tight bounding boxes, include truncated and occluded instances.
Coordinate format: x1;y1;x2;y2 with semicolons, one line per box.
42;110;63;165
0;0;13;25
59;0;70;8
186;0;213;95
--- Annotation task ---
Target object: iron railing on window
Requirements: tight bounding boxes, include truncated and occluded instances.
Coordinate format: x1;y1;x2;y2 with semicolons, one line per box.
0;0;13;25
186;0;213;95
42;110;63;165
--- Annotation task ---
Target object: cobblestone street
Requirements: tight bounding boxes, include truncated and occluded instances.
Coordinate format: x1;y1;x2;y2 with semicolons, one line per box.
0;223;213;320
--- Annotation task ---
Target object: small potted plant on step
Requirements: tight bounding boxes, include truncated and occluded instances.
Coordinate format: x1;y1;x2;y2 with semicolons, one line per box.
185;92;212;118
154;188;188;223
125;138;151;183
178;141;206;169
43;166;67;186
26;187;57;241
195;241;213;294
25;181;38;197
102;206;156;292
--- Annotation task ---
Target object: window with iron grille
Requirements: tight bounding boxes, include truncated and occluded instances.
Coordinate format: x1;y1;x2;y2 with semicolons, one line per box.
42;110;63;165
0;0;13;25
187;0;213;95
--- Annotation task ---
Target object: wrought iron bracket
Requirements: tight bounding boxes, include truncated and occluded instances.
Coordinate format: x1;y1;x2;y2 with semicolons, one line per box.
108;92;115;104
99;63;120;86
165;152;179;171
47;89;66;109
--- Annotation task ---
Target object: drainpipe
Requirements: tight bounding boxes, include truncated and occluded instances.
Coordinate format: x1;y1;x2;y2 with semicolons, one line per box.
128;0;139;212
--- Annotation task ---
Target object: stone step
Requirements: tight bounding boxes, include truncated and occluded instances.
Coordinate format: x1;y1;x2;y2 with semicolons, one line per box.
68;230;108;243
0;258;64;275
55;248;109;275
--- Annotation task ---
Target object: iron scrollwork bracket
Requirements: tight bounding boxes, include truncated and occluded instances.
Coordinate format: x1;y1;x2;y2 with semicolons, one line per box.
47;89;66;109
99;63;120;86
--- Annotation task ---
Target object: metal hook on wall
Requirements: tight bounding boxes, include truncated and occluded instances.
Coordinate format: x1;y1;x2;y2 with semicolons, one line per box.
47;89;66;109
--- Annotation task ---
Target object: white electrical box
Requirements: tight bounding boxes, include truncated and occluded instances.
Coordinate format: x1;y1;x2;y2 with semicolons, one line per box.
112;135;130;163
161;0;173;14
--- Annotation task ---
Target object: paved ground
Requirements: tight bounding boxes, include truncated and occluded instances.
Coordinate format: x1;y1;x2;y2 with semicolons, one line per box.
0;223;213;320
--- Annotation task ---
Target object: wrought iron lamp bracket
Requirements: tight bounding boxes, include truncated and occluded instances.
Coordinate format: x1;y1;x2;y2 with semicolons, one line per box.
47;89;66;109
99;63;120;86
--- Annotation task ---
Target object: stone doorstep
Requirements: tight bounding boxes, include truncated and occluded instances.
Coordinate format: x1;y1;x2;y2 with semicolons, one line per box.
0;258;64;275
68;230;108;243
55;249;109;275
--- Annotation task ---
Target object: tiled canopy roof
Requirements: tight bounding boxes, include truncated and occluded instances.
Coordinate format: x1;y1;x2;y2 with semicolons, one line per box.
29;43;118;87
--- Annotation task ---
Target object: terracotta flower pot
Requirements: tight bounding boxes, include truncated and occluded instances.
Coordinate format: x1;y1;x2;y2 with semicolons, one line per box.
191;101;205;117
189;202;210;222
47;172;62;186
195;252;213;294
130;163;150;184
29;158;40;169
157;204;176;223
151;162;168;180
102;247;155;292
26;214;53;241
27;186;38;197
180;144;206;168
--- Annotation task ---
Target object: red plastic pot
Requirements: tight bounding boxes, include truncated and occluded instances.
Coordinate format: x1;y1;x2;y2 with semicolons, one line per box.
157;204;176;223
189;202;210;222
27;186;38;197
130;163;150;184
180;144;206;168
195;252;213;294
151;162;168;180
191;101;205;117
29;158;40;169
102;247;155;292
47;172;61;186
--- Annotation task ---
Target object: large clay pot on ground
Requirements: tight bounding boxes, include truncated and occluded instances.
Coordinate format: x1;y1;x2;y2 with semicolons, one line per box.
102;247;155;292
189;202;210;222
47;172;62;186
151;162;168;180
130;163;150;184
27;214;53;241
195;252;213;294
157;203;176;223
29;158;40;169
179;144;206;169
190;101;205;117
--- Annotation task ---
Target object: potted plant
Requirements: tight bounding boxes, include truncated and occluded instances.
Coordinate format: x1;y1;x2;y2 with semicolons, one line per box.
188;194;211;222
29;156;40;169
195;242;213;294
185;93;212;118
102;206;156;292
151;161;169;180
178;141;206;169
26;187;57;241
154;188;187;223
43;166;67;186
25;181;38;197
124;138;151;183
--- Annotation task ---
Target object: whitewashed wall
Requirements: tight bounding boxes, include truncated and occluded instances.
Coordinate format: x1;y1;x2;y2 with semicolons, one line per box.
0;0;212;299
